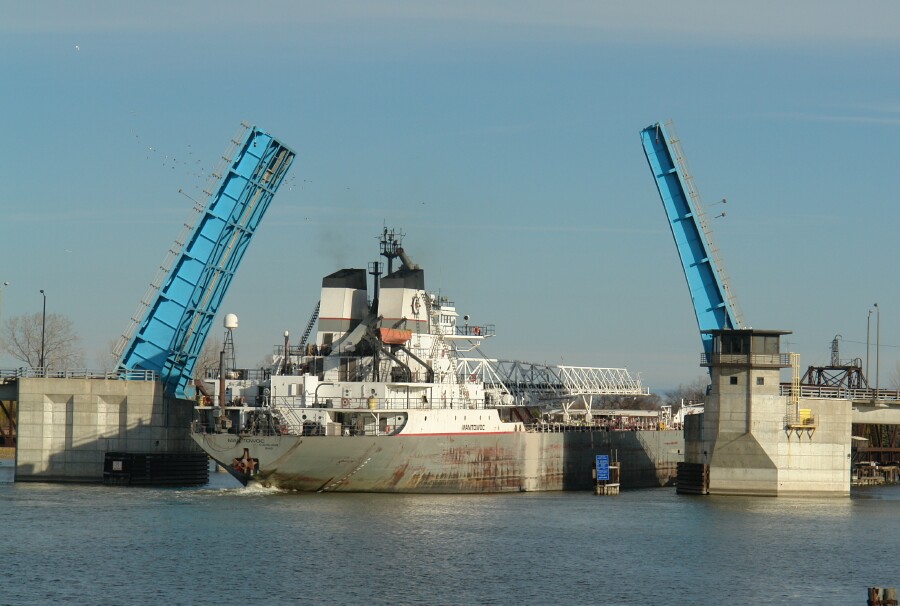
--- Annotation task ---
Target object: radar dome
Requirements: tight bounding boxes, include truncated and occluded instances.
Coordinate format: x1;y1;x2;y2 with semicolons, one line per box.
224;313;239;329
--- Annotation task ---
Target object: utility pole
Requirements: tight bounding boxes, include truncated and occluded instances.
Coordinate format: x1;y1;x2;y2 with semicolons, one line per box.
39;289;46;370
866;308;872;387
875;303;880;400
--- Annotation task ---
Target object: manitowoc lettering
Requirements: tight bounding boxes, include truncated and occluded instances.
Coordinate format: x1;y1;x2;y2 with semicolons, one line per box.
192;227;682;493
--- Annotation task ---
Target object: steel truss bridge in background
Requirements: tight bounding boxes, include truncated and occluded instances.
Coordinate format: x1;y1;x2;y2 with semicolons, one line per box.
457;358;649;412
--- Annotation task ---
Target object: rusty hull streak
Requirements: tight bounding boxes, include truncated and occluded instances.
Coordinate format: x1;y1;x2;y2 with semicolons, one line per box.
396;441;525;492
386;462;410;489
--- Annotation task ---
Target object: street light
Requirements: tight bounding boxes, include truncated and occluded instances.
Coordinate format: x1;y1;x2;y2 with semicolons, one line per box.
283;330;290;375
874;303;880;400
39;289;46;370
866;308;872;387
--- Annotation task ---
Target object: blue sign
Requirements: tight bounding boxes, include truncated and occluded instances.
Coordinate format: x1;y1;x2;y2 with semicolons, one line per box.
596;455;610;481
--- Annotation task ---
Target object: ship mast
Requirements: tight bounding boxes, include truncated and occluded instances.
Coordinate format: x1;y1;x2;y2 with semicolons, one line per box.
379;227;403;274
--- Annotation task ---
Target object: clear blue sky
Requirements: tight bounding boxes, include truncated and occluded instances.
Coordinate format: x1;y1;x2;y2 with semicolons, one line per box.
2;1;899;390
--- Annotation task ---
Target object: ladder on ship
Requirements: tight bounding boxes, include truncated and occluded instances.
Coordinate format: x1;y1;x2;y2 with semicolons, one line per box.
299;301;320;347
425;296;473;409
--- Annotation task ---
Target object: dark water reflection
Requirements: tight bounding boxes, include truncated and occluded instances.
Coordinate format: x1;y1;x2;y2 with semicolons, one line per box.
3;473;898;605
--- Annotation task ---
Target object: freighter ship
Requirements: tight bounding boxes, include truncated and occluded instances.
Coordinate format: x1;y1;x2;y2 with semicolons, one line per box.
191;229;683;492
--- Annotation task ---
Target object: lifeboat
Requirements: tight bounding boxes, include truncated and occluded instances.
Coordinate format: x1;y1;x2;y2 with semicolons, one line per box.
378;327;413;345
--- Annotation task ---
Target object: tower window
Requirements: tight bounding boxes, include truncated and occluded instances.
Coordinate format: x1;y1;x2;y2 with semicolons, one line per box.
756;377;764;385
729;376;738;385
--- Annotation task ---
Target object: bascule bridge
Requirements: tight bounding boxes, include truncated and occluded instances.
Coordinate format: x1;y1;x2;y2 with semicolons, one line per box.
641;120;900;495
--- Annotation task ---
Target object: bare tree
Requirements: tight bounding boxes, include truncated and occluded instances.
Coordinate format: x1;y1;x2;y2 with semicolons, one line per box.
663;376;710;411
596;393;661;410
95;338;120;372
2;312;83;369
194;336;221;379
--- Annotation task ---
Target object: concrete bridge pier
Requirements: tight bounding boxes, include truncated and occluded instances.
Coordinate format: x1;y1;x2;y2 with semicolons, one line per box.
679;329;852;497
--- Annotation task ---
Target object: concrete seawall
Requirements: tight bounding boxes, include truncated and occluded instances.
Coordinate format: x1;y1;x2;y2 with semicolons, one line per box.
14;378;200;482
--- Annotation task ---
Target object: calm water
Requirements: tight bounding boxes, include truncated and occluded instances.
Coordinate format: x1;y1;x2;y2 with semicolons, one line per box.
2;471;898;605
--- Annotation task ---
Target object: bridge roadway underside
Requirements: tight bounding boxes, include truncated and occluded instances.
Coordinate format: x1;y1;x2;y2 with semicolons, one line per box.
852;402;900;425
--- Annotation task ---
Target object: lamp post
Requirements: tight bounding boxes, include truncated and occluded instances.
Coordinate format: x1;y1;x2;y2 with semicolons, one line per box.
39;289;46;370
874;302;880;400
866;308;872;388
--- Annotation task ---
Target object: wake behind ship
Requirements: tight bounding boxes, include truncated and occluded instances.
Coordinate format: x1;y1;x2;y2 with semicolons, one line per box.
192;228;683;492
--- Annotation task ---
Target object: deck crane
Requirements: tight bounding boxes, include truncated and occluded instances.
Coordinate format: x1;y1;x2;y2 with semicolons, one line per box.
640;121;743;358
114;123;296;398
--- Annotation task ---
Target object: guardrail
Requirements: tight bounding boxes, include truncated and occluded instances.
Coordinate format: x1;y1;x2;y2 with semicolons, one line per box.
778;384;900;402
0;368;157;381
456;324;496;338
784;414;817;428
700;353;791;367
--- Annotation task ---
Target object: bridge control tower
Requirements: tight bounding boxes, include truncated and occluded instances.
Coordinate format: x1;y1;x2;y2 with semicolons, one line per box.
641;121;854;497
680;328;852;497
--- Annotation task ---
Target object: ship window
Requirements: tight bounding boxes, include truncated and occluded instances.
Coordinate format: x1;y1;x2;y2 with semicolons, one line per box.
730;376;738;385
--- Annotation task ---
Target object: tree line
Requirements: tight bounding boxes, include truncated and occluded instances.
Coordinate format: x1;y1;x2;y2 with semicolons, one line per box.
0;312;245;376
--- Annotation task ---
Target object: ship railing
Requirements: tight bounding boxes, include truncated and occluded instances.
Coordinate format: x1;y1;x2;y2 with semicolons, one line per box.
191;419;209;434
190;409;404;438
267;397;307;431
203;368;270;381
336;423;404;437
191;417;291;437
526;421;663;433
455;324;496;338
282;423;407;437
273;396;482;411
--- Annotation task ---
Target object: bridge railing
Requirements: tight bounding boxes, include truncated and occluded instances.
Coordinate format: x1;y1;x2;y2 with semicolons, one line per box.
0;368;157;381
779;384;900;402
701;353;791;367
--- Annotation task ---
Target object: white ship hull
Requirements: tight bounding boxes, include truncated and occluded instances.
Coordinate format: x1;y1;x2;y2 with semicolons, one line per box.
194;424;682;493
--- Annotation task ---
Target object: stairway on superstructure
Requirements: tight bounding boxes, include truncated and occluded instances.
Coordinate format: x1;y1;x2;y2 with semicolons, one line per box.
299;301;320;348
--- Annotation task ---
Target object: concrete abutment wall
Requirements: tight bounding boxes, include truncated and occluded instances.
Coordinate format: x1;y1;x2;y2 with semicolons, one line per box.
15;378;199;482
